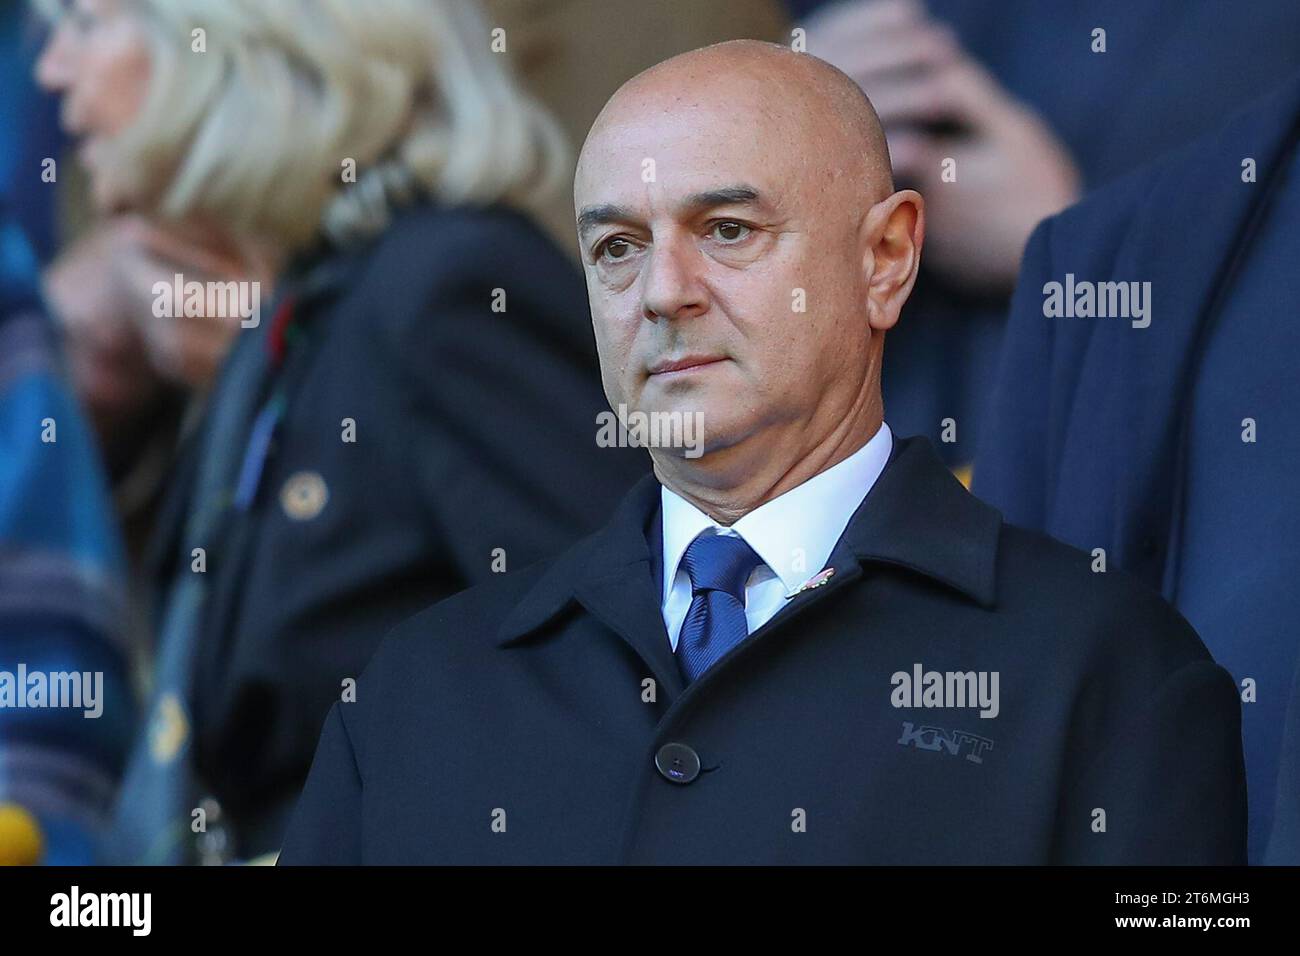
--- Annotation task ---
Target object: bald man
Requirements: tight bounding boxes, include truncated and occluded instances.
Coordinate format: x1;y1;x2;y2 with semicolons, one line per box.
278;41;1245;864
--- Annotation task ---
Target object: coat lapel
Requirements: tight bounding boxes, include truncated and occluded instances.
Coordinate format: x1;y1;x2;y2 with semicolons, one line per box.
574;561;684;701
837;436;1000;607
498;474;685;699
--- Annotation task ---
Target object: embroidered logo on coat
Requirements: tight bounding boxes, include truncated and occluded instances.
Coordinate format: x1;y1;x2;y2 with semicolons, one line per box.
897;722;994;764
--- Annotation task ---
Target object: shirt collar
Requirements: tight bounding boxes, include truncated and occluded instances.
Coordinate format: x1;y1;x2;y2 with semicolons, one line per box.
660;422;893;601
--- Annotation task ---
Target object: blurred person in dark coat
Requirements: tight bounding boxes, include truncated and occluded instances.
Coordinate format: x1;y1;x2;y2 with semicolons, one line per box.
787;0;1300;475
976;72;1300;863
33;0;644;863
0;203;133;864
280;41;1243;866
41;217;279;677
19;0;280;647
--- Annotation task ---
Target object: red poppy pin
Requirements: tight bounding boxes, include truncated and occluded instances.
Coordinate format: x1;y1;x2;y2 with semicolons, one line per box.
785;567;835;600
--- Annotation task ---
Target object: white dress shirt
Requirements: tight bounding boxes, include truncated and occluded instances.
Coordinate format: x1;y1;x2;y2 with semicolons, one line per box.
660;422;893;651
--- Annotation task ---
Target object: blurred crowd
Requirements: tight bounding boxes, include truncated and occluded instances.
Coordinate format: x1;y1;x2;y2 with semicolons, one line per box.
1;0;1298;864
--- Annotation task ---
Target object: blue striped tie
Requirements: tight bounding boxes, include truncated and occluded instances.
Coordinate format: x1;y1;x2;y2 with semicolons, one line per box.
676;532;765;682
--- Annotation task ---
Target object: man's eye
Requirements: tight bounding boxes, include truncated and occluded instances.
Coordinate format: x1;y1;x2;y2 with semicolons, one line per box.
599;238;634;262
712;221;751;242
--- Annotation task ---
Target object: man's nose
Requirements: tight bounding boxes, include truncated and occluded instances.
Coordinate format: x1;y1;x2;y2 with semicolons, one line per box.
640;236;709;323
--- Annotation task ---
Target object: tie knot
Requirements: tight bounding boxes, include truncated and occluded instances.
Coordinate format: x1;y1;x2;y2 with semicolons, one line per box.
680;531;764;602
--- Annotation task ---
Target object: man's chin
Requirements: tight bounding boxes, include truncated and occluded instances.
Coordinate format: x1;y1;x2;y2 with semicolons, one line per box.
612;394;730;462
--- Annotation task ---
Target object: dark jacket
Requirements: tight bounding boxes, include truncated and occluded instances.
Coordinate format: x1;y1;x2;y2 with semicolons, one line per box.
146;202;647;857
279;435;1245;864
975;71;1300;590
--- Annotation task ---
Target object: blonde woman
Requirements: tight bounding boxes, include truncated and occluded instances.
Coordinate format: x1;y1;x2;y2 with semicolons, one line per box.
35;0;644;863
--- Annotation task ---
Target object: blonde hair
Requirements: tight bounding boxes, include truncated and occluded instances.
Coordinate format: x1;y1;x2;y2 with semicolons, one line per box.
39;0;568;248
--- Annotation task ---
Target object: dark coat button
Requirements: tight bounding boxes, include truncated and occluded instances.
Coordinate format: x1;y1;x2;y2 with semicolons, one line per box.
655;742;701;784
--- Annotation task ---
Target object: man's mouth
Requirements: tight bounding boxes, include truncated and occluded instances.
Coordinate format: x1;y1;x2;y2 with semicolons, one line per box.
647;355;727;377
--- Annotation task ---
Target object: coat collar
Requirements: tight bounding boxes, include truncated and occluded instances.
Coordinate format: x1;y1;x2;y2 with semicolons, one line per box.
836;433;1000;607
497;435;1002;657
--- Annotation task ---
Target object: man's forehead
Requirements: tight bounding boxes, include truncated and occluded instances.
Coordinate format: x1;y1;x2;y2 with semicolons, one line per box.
576;113;803;213
580;106;784;170
574;46;888;224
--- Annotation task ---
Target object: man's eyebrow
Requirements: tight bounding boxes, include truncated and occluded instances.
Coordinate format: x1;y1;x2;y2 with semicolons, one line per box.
576;184;767;238
576;203;635;238
680;185;763;213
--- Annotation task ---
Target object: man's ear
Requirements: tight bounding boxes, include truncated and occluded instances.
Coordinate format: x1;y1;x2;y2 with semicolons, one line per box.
860;189;924;332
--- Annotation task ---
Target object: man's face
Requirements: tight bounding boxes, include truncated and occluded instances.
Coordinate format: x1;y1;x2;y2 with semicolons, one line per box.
575;86;875;461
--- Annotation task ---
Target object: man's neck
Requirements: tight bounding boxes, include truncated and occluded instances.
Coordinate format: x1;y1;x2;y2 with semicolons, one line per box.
654;400;884;526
